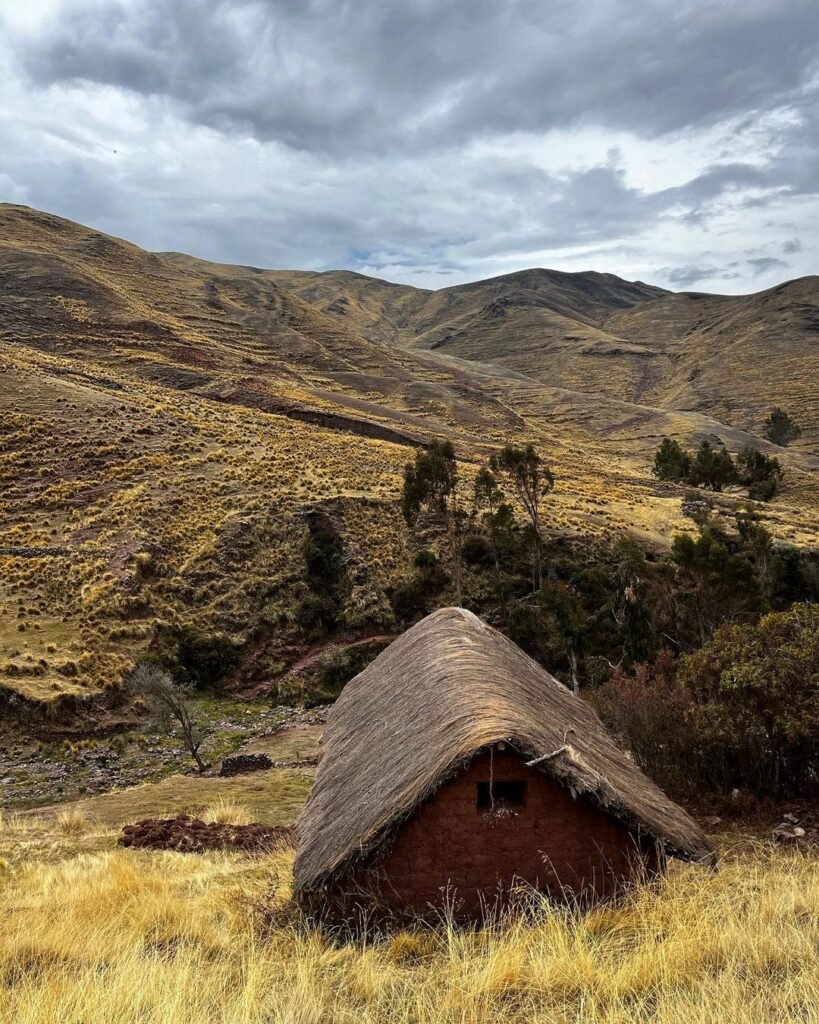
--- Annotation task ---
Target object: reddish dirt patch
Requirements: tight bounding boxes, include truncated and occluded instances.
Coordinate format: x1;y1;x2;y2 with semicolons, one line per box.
167;344;216;369
119;815;294;854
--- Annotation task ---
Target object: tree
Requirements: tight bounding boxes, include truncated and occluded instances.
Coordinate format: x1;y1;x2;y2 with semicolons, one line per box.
670;527;761;644
736;447;783;501
677;605;819;796
473;467;515;570
402;441;464;604
401;441;458;524
489;445;554;589
538;582;589;694
653;438;691;482
735;509;779;602
128;663;208;772
687;440;737;491
763;407;801;447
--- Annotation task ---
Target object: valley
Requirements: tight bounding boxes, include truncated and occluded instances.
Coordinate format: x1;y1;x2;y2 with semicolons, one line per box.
1;203;817;720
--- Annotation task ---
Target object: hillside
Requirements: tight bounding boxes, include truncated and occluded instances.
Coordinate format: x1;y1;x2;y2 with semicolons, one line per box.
272;265;819;445
1;204;817;716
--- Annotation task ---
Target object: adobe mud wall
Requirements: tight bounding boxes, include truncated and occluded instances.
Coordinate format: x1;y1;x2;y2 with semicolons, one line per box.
349;748;659;916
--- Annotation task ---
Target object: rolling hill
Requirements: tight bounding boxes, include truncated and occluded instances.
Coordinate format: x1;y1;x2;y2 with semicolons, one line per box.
1;203;817;717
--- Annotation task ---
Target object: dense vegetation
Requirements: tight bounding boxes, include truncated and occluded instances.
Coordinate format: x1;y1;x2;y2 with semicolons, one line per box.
392;443;819;799
653;437;784;500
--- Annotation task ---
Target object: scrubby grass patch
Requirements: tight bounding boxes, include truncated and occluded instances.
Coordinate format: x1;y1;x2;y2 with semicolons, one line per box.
0;840;816;1023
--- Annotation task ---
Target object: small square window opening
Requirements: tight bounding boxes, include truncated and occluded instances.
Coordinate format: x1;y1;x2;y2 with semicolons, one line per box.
477;780;527;813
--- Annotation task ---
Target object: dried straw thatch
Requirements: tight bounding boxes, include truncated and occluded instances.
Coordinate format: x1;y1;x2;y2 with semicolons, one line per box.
294;608;714;895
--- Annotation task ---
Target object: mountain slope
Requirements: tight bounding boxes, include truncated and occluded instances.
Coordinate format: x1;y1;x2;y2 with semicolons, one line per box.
274;263;819;445
0;204;816;715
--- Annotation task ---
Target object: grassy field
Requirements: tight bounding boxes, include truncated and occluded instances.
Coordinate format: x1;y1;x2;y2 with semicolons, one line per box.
0;817;816;1022
0;759;817;1023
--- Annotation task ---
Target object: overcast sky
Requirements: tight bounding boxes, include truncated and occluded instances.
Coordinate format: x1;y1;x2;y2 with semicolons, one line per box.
1;0;817;292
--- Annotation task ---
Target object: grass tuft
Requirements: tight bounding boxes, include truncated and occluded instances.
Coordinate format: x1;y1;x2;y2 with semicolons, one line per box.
201;797;253;826
55;807;90;837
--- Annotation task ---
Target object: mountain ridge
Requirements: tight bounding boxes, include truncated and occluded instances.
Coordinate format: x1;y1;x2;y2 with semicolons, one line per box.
1;203;816;714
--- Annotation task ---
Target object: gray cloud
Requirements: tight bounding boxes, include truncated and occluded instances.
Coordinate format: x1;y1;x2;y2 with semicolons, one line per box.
747;256;789;275
14;0;819;154
0;0;818;291
666;265;719;289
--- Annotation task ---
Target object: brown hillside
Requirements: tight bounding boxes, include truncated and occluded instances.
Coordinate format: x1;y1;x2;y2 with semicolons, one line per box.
1;204;816;713
274;262;819;446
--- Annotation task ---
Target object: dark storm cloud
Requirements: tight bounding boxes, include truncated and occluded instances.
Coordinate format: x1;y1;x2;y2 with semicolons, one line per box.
1;0;818;291
17;0;819;154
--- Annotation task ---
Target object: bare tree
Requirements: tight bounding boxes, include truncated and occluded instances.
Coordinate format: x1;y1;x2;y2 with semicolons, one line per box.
127;663;208;772
490;445;554;590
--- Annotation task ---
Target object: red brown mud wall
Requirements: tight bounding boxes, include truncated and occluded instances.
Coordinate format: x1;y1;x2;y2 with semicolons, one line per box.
345;749;660;917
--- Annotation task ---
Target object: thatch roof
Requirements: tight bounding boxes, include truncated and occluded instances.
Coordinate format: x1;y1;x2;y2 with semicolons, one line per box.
294;608;714;894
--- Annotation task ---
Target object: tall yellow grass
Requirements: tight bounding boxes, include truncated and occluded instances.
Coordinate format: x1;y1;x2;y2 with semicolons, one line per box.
0;845;817;1023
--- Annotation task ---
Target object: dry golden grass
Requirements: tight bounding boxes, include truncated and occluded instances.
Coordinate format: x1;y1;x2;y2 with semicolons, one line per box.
0;841;816;1023
55;807;89;837
202;797;253;826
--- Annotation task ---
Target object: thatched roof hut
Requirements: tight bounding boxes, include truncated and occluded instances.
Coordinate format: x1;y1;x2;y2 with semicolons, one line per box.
294;608;713;907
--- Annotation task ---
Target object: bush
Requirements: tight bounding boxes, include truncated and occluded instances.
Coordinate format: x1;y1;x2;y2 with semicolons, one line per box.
653;438;691;482
763;407;801;446
737;447;783;501
461;533;494;568
677;604;819;796
151;624;240;689
595;605;819;798
592;651;698;794
295;594;338;637
391;550;449;623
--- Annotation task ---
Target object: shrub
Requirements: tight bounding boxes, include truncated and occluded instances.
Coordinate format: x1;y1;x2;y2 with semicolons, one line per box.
653;438;691;482
737;447;783;501
592;651;697;794
461;532;494;568
763;407;801;446
152;624;240;689
295;593;338;637
677;604;819;797
687;441;737;491
595;605;819;798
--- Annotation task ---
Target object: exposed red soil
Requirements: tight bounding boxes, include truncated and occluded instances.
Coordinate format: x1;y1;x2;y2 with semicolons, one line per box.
118;815;294;854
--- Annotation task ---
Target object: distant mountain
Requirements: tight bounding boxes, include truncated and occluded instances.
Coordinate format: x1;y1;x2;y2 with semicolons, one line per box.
269;263;819;445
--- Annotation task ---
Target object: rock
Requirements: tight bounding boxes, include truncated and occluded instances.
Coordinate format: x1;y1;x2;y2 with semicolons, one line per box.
220;753;274;777
773;824;806;844
782;813;800;825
